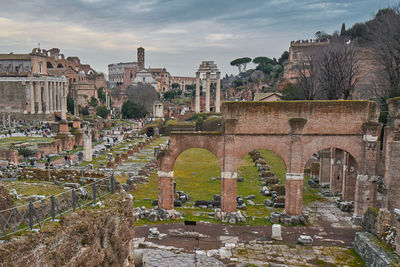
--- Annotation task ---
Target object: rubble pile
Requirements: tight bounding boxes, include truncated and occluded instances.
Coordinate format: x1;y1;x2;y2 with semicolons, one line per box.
214;208;247;224
134;206;184;222
269;211;308;225
248;150;286;209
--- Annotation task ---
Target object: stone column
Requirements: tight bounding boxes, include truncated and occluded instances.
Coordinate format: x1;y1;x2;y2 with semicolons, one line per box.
7;114;11;127
205;71;211;113
24;82;29;114
44;81;50;114
221;172;237;212
285;173;304;215
48;82;53;113
318;148;331;185
37;81;42;114
30;82;35;114
2;113;5;127
158;171;174;210
61;82;67;120
53;82;57;112
58;82;62;112
216;71;221;113
354;122;382;221
195;72;200;113
83;128;92;162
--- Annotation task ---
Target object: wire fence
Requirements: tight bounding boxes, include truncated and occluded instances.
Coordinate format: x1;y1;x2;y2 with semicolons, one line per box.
0;174;116;239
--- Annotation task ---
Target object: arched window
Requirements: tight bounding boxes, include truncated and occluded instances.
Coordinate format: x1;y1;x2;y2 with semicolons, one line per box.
57;63;64;68
47;62;53;68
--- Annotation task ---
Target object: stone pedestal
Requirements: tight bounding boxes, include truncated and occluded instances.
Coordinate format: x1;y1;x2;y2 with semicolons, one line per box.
122;153;128;160
55;133;75;151
221;172;237;212
271;224;282;240
158;171;174;210
354;174;377;218
59;120;69;133
285;173;303;216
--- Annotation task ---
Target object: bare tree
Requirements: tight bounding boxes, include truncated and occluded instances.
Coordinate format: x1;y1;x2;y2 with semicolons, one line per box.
125;83;160;112
318;37;359;99
368;6;400;98
295;52;320;100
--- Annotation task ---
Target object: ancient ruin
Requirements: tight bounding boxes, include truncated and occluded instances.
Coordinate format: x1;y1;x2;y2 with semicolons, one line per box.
158;100;381;219
195;61;221;113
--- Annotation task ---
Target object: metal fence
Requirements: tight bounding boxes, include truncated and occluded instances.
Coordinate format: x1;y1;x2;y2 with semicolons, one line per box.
0;175;116;239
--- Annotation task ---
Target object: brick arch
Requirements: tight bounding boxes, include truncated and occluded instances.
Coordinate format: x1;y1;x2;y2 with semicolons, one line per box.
223;135;291;174
158;133;224;172
301;136;363;172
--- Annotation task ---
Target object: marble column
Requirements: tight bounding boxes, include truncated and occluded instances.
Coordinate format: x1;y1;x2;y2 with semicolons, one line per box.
52;82;57;112
7;114;11;127
195;71;200;113
205;71;211;113
2;113;5;127
48;82;52;113
30;82;35;114
61;82;67;120
37;82;42;114
44;81;50;114
216;71;221;113
58;82;62;112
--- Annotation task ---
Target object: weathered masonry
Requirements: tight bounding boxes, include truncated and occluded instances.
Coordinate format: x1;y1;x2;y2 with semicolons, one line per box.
158;101;382;218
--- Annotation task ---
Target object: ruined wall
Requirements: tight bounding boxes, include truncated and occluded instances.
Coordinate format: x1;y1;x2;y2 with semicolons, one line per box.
0;149;18;163
0;192;135;267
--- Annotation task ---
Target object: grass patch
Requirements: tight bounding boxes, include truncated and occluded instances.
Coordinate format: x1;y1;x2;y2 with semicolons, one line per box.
173;148;221;200
3;180;66;205
303;175;324;206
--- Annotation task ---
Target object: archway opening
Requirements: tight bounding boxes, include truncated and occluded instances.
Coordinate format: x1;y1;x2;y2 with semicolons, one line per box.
57;63;64;68
47;62;53;68
173;148;221;207
237;149;287;218
303;147;359;218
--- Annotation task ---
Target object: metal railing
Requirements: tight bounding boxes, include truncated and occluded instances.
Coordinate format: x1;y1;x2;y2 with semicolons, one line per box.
0;174;116;239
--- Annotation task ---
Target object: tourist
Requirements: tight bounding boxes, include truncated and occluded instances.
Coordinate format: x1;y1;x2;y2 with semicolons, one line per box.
64;155;68;165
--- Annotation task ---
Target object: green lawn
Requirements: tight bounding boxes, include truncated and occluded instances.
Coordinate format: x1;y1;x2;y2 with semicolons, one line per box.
173;148;221;200
0;136;54;149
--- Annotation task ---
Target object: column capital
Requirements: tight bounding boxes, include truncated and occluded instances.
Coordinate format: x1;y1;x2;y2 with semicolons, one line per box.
221;172;237;179
158;170;173;177
286;173;304;180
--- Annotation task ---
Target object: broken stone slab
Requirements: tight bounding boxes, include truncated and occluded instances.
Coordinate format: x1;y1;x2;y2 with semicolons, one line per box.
27;195;46;202
297;235;313;245
247;200;255;206
244;195;256;200
64;183;80;189
271;224;282;240
264;198;273;207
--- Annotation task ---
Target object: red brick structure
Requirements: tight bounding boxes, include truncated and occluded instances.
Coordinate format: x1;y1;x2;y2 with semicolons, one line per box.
158;101;382;218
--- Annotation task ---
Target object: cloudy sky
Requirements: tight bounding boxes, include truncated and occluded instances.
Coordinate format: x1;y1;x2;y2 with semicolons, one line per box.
0;0;398;77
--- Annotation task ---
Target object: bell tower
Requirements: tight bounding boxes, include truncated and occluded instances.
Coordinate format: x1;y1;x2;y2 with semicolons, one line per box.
137;47;145;70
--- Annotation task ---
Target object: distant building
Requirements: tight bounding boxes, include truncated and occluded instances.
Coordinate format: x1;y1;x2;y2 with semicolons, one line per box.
132;69;158;90
254;92;282;101
108;47;172;93
0;48;67;121
170;76;196;92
